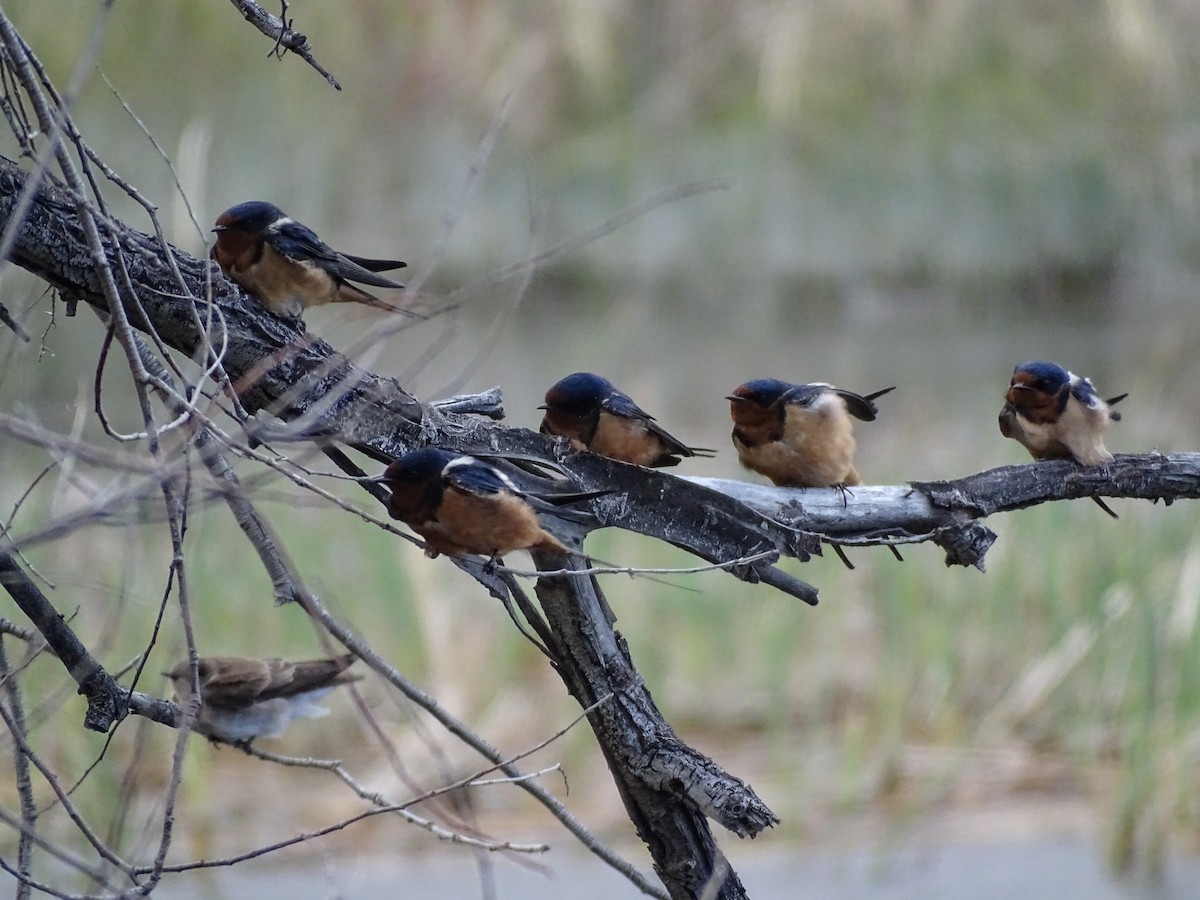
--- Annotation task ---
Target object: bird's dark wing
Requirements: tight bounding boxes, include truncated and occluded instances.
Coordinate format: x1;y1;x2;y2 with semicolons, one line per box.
780;383;829;410
341;254;408;274
196;658;275;709
601;390;656;423
835;385;896;421
269;220;343;267
602;390;715;457
444;462;511;498
271;222;406;289
326;253;407;290
257;655;359;701
523;488;613;523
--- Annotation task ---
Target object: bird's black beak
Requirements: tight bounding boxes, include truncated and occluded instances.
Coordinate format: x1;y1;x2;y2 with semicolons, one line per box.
724;395;742;402
536;404;550;410
211;225;226;233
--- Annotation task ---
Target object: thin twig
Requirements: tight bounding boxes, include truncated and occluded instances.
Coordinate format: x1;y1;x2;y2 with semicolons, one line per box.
499;549;780;579
0;805;114;886
0;298;29;341
213;748;552;854
0;618;39;647
0;636;35;899
296;592;670;900
0;696;137;880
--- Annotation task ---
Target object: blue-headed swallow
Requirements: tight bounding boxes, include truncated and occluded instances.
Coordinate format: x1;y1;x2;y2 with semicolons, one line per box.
539;372;716;468
727;378;895;488
999;360;1126;517
376;448;606;559
165;653;360;747
211;200;408;318
998;360;1125;466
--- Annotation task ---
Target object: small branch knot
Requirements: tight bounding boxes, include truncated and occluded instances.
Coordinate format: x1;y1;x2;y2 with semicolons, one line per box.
77;671;129;733
934;520;997;570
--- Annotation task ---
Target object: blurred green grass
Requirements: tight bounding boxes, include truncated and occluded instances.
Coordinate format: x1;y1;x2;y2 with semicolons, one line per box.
1;0;1200;882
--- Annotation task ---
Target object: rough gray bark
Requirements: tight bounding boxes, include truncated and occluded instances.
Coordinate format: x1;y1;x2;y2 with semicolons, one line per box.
532;547;769;900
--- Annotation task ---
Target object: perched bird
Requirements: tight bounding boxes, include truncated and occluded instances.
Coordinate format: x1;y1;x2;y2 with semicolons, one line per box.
376;448;606;559
999;360;1126;516
998;360;1125;465
727;379;895;488
210;200;408;318
165;653;360;747
539;372;715;468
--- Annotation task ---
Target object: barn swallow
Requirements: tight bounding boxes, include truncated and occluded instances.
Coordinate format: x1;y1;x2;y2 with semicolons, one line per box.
375;448;607;559
165;653;360;747
999;360;1126;516
727;379;895;489
210;200;408;318
999;360;1125;464
539;372;716;468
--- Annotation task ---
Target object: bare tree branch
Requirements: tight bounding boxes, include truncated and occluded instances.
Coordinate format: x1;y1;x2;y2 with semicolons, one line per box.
0;635;35;899
225;0;342;90
688;452;1200;570
0;297;29;341
0;548;179;731
295;590;671;900
531;546;766;900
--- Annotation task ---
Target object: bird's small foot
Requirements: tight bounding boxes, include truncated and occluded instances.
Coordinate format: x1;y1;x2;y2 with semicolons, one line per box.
834;484;855;508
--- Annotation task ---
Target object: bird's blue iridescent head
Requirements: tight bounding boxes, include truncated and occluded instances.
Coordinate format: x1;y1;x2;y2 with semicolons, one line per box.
1011;360;1070;394
541;372;616;415
382;447;459;485
212;201;287;236
726;378;794;408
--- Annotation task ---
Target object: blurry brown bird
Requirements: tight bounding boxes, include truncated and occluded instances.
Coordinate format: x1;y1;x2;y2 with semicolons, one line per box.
165;653;360;746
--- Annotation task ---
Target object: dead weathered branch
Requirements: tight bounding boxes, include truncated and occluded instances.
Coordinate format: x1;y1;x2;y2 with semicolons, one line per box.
688;452;1200;570
532;546;768;900
0;155;817;607
0;549;179;732
225;0;342;90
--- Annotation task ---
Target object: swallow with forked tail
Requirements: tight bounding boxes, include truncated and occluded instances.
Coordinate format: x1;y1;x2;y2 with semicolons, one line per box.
211;200;409;318
539;372;715;467
999;360;1126;517
727;378;895;489
375;448;608;559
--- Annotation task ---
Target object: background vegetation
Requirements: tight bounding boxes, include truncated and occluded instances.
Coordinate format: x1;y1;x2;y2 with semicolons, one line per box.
2;0;1200;892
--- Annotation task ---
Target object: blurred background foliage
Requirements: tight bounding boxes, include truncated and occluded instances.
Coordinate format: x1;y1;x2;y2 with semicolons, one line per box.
2;0;1200;891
